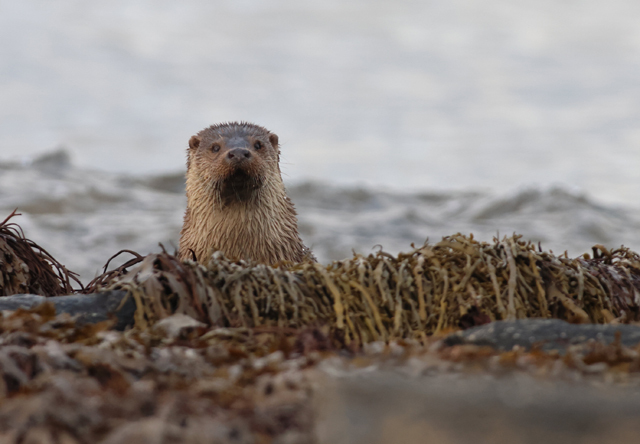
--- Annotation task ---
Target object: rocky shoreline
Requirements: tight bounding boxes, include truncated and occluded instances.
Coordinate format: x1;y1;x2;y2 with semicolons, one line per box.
4;214;640;443
2;298;640;443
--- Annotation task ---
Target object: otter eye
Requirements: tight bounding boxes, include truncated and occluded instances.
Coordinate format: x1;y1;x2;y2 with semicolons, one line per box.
254;141;262;150
211;144;220;153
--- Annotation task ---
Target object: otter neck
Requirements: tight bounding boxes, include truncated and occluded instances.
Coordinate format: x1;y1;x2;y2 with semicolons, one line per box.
184;175;302;264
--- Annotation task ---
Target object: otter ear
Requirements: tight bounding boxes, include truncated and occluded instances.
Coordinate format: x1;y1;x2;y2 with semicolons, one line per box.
269;133;280;161
269;133;279;149
189;135;201;150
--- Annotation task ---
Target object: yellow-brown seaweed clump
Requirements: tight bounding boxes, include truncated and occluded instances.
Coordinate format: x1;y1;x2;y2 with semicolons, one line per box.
98;234;640;347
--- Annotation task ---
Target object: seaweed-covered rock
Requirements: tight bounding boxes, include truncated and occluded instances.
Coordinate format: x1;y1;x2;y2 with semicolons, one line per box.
97;234;640;347
0;306;318;444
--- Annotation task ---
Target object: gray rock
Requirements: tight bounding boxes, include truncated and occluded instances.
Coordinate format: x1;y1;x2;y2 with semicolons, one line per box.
444;319;640;352
0;291;135;330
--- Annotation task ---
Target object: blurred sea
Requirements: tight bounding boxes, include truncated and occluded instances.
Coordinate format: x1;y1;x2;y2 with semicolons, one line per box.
0;1;639;283
3;150;640;284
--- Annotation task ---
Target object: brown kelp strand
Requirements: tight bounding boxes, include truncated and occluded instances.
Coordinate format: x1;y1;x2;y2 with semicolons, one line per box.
0;210;81;296
99;234;640;347
83;249;146;293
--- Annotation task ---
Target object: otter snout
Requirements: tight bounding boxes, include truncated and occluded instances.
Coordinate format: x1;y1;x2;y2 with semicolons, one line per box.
226;148;252;166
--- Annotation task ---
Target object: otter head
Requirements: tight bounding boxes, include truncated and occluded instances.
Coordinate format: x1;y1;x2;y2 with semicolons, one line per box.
186;122;281;207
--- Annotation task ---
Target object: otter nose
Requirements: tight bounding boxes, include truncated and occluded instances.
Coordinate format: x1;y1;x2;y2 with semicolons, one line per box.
226;148;251;162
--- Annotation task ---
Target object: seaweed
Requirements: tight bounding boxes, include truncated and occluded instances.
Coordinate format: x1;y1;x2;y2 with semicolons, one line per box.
97;233;640;347
0;210;81;296
0;306;319;444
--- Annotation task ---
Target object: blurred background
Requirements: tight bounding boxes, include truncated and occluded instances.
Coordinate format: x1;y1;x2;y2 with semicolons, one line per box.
0;0;639;283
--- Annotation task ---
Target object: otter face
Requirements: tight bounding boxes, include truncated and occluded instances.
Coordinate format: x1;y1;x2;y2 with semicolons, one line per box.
187;122;280;206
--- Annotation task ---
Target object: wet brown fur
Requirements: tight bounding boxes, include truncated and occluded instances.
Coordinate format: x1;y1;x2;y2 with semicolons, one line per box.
178;122;312;264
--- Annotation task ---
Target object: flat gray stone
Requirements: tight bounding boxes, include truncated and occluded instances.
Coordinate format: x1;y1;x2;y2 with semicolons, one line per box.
0;291;135;330
444;319;640;352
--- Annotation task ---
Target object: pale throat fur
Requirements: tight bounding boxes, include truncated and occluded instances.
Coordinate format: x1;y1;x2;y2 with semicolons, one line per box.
178;122;310;265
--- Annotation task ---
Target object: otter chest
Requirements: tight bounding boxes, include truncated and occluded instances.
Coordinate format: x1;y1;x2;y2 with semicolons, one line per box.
204;204;293;264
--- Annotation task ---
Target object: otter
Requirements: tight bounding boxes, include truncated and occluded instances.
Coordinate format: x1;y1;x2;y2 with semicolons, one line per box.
178;122;313;264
